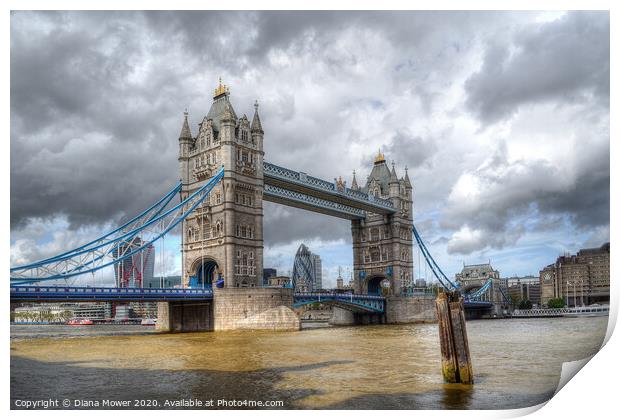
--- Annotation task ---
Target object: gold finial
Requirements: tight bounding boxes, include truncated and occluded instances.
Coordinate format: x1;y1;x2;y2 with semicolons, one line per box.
214;77;228;98
374;149;386;164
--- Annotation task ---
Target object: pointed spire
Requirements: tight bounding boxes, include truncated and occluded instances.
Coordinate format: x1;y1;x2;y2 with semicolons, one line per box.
374;149;386;164
179;110;192;140
251;99;263;133
214;77;228;98
389;160;399;184
403;165;412;188
351;170;359;190
222;101;234;122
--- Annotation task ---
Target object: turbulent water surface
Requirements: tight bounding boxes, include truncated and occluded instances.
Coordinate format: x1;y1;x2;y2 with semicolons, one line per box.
10;317;608;409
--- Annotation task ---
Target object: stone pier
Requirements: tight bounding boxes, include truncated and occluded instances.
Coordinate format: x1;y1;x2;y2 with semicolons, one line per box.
328;306;384;326
385;296;437;324
157;288;300;333
156;301;213;333
213;288;300;331
329;306;356;325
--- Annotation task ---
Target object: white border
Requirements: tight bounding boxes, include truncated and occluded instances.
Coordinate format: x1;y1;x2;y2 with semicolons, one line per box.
3;1;616;420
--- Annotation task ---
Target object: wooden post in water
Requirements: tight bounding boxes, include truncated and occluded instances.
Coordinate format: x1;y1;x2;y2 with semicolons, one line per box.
435;291;474;384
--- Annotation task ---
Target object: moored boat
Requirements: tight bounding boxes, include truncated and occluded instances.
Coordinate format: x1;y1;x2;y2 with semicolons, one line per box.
564;305;609;318
67;319;94;325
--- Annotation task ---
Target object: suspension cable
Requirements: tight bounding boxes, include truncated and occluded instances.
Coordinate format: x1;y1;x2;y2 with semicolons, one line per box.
11;167;224;284
411;226;457;290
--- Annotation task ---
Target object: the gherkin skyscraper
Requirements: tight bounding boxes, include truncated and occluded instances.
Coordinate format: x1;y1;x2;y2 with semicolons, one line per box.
292;244;322;291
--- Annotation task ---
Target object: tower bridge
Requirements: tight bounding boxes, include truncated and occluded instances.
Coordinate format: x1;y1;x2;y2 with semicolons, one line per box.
10;80;502;332
177;80;414;298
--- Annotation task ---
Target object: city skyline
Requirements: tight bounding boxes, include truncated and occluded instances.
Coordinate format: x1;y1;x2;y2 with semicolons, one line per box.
10;11;610;285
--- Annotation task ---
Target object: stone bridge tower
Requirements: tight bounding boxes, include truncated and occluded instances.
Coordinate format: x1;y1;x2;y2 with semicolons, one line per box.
351;152;413;296
178;80;264;289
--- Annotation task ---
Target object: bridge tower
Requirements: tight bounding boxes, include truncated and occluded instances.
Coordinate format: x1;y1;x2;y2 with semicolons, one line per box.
178;80;264;289
351;152;413;296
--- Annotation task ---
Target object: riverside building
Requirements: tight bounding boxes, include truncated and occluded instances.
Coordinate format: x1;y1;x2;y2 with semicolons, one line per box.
540;242;610;307
504;275;541;306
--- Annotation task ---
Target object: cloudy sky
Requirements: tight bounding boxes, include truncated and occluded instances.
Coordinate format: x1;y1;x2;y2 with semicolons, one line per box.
10;11;610;287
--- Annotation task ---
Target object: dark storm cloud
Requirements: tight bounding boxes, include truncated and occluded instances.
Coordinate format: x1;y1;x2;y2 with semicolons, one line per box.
536;144;609;229
465;11;609;125
11;11;189;228
383;129;439;168
10;11;610;266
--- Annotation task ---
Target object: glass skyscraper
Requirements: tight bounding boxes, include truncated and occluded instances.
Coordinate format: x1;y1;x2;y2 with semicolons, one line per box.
292;244;322;291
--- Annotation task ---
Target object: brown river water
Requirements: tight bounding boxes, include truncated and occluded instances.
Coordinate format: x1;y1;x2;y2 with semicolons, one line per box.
10;316;608;410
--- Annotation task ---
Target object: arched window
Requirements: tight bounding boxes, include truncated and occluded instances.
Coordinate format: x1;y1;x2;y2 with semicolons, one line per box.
371;247;380;262
187;227;194;242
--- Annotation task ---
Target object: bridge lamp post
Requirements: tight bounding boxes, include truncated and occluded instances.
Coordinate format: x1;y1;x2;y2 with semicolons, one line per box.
566;280;580;308
573;280;578;308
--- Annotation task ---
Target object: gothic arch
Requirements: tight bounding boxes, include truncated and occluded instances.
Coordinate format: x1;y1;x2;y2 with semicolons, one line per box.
188;255;223;288
364;275;393;296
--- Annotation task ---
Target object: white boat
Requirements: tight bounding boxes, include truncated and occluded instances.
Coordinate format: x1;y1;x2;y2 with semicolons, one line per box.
141;318;157;325
564;305;609;317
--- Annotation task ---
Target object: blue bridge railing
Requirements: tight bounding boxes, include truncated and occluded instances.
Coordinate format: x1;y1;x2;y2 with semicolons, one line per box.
263;161;395;213
293;292;386;313
10;286;214;302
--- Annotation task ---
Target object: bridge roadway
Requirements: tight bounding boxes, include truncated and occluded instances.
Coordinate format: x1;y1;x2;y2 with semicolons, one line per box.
10;286;492;315
9;285;214;302
263;161;396;219
10;286;388;313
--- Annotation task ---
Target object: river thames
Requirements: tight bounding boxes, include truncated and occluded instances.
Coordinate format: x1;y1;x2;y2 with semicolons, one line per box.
10;316;607;410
